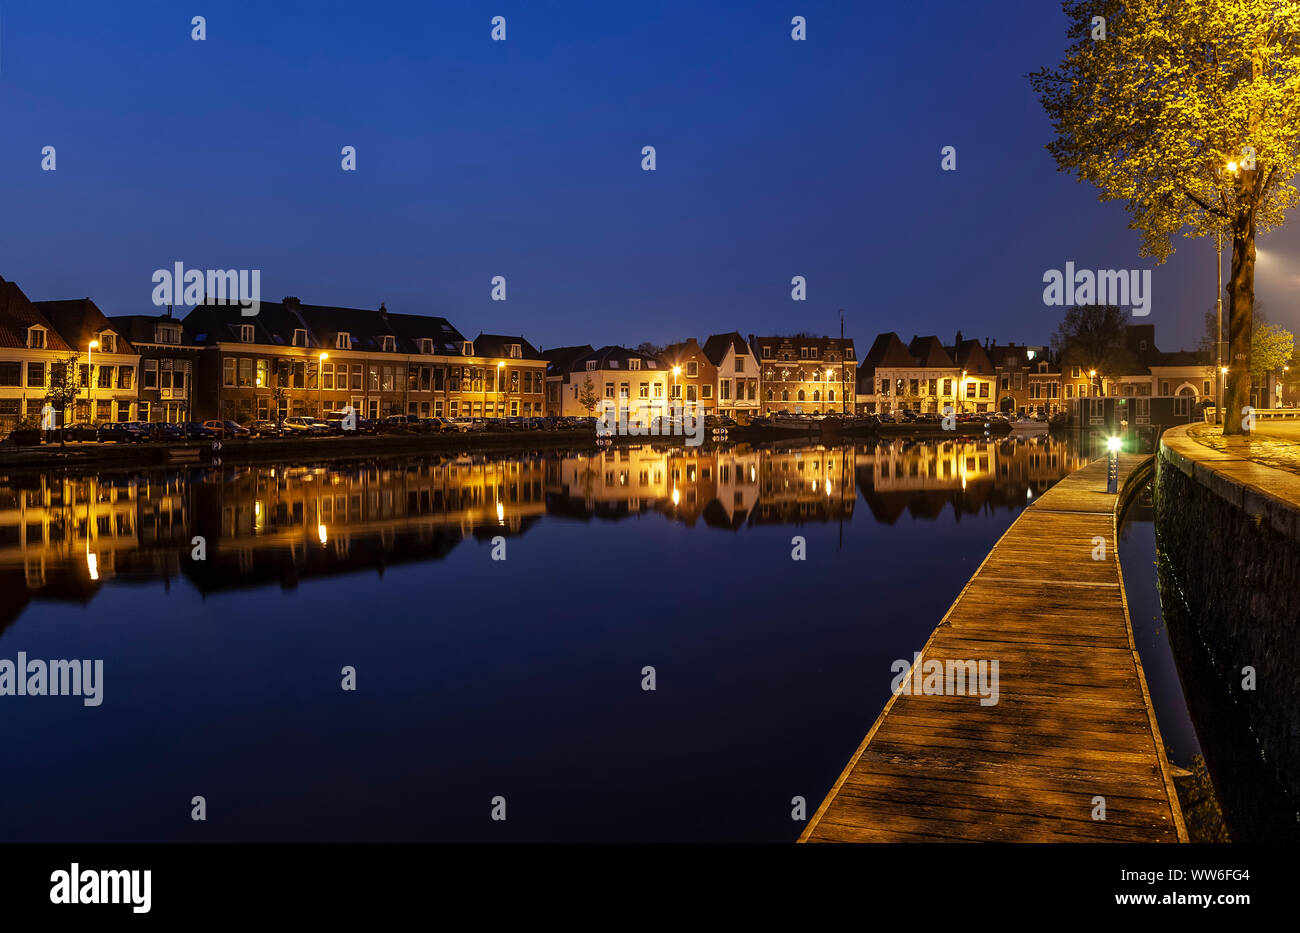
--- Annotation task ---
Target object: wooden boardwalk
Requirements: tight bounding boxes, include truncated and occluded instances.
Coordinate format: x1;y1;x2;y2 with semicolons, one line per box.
801;453;1187;843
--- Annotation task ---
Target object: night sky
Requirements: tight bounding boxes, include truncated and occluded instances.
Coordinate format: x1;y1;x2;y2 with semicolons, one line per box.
2;0;1296;353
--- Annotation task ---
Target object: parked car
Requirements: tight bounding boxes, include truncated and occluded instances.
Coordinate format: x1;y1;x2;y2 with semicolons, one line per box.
249;420;284;438
422;417;458;433
146;422;185;441
62;422;100;442
324;411;359;434
282;416;329;436
378;414;426;433
222;420;251;438
448;418;485;432
180;421;221;439
98;422;149;443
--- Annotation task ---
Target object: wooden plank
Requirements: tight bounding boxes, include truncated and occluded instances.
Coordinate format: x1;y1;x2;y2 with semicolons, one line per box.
800;454;1187;843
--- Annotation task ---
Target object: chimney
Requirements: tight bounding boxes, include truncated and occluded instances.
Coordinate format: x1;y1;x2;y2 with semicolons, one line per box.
283;296;301;311
378;302;388;319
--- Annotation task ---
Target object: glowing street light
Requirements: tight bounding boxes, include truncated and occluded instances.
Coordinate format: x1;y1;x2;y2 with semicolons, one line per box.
1106;435;1121;493
318;352;329;417
87;339;100;423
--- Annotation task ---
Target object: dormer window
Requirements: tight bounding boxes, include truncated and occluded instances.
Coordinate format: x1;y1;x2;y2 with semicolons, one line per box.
156;324;181;345
462;341;474;356
382;335;397;352
585;361;596;371
239;325;254;343
629;358;641;371
762;346;772;359
609;360;619;369
292;329;308;347
845;349;855;360
420;338;433;354
99;334;117;353
508;344;521;358
26;326;46;349
336;332;351;350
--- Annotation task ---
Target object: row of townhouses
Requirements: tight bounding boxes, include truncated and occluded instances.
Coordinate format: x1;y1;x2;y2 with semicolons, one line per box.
857;325;1227;418
541;334;855;422
1;271;1284;433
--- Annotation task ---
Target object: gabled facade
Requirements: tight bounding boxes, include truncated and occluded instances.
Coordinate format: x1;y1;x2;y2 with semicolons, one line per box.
751;335;855;415
855;333;961;415
950;339;997;413
109;313;202;422
0;277;75;431
662;338;718;415
701;332;760;420
988;342;1046;415
35;298;140;424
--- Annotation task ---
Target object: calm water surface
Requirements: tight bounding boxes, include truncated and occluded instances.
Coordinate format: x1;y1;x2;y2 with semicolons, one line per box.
3;435;1131;841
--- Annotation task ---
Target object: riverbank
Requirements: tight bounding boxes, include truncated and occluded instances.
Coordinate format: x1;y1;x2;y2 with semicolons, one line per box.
1155;424;1300;840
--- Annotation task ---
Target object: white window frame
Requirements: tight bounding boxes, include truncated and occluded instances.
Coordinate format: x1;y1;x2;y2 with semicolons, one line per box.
239;324;255;343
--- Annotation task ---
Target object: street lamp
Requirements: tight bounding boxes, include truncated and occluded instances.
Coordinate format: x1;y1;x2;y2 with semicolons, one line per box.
498;360;506;419
960;369;967;414
87;339;99;423
672;365;682;419
1106;435;1121;493
318;352;329;418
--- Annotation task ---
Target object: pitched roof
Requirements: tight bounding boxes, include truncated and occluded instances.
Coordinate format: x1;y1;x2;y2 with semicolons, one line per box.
34;298;137;354
701;332;750;366
573;345;665;371
542;344;594;376
182;298;467;355
472;333;543;361
907;335;955;368
108;313;197;347
0;277;72;351
949;339;994;374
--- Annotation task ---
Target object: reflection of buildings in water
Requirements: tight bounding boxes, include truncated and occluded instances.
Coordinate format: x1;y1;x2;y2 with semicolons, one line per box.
186;457;548;591
750;446;855;525
855;437;1091;522
545;447;670;520
0;457;551;619
545;445;841;528
0;472;189;630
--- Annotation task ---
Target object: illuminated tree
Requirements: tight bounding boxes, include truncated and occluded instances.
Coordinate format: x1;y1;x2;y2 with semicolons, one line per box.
1032;1;1300;433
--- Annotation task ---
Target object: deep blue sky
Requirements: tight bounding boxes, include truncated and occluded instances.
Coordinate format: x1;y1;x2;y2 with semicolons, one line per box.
2;0;1296;353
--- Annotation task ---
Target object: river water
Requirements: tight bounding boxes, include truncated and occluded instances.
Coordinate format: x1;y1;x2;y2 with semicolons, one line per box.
0;433;1201;841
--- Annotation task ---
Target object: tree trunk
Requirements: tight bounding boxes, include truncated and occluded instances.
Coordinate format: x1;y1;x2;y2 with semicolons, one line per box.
1223;203;1256;436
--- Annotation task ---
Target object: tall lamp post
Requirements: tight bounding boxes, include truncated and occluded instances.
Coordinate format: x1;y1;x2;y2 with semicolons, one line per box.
960;369;967;414
672;365;681;420
497;360;506;419
318;352;329;417
87;339;99;423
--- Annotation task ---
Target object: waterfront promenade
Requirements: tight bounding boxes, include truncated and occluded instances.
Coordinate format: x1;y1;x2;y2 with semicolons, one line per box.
801;453;1187;842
